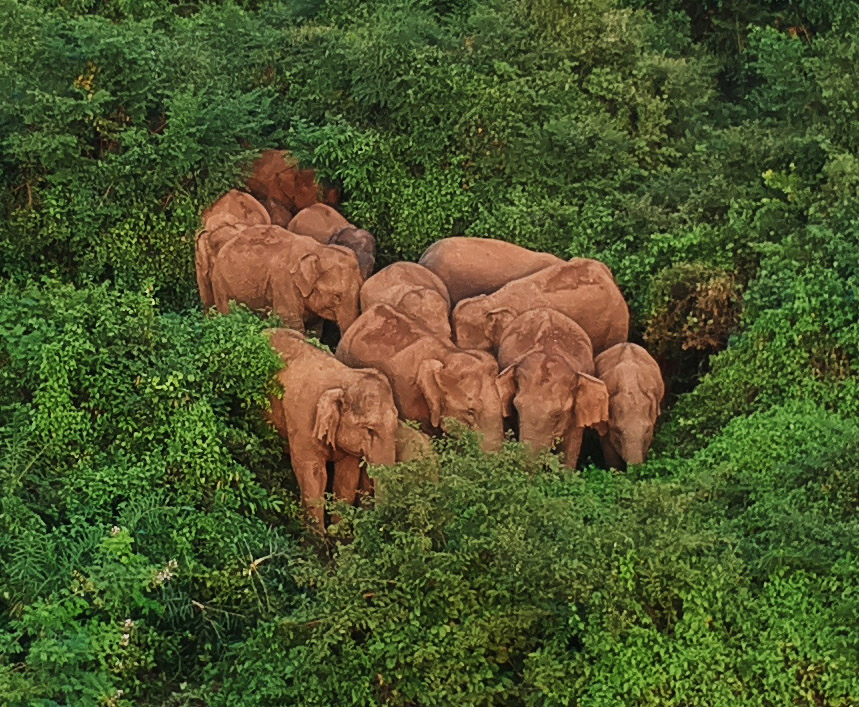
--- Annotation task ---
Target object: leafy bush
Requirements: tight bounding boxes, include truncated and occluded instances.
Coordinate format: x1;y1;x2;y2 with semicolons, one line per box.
0;280;306;704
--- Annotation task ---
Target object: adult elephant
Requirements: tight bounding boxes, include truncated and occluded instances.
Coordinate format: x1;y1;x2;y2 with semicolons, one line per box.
267;329;398;530
495;309;609;468
418;237;562;303
201;189;271;232
210;225;362;334
196;191;271;309
360;263;452;338
336;304;505;451
595;343;665;467
453;258;629;354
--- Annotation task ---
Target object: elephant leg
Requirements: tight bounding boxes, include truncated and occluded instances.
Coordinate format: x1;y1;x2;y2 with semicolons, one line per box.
291;455;328;531
272;286;306;332
332;455;361;507
600;435;624;470
561;427;584;470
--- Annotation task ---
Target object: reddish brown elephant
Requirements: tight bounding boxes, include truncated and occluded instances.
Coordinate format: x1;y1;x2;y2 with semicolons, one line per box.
595;343;665;467
495;309;609;468
196;224;243;310
285;206;376;279
360;263;452;339
267;328;398;530
287;204;352;243
418;237;562;303
453;258;629;354
210;225;362;334
246;150;330;226
201;189;271;232
336;304;505;451
196;191;272;309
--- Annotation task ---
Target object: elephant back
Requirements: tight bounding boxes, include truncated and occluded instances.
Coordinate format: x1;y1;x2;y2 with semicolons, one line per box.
287;204;352;243
497;308;594;373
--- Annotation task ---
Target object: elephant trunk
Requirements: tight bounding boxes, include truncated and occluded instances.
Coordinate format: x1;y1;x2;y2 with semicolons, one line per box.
518;418;555;456
618;425;651;466
336;299;360;335
366;435;396;467
477;410;505;453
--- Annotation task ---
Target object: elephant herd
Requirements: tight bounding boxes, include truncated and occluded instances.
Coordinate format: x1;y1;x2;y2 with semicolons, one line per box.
195;153;665;529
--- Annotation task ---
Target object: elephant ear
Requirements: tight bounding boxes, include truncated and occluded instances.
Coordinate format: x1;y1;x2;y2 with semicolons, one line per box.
416;359;445;428
496;366;517;417
487;307;516;342
295;253;321;298
313;388;345;449
574;373;610;434
647;391;661;421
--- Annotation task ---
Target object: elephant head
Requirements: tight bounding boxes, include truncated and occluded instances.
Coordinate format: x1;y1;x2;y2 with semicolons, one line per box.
595;344;664;467
496;354;609;454
415;350;504;451
312;370;398;466
330;227;376;280
452;296;516;351
293;245;362;333
390;286;452;339
605;379;661;466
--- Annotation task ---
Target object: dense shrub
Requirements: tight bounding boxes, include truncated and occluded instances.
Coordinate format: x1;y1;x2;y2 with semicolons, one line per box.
0;280;306;704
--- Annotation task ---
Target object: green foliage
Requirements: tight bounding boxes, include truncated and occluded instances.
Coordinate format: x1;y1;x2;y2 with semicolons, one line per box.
211;424;859;705
0;280;306;704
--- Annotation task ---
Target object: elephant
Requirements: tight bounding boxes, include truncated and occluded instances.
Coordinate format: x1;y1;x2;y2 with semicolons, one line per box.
196;224;243;310
336;303;505;451
210;225;362;334
267;328;398;530
287;204;352;243
495;309;609;468
245;150;333;226
330;227;376;280
453;258;629;355
285;206;376;280
594;343;665;467
418;237;562;303
360;263;452;339
195;191;272;310
201;189;271;232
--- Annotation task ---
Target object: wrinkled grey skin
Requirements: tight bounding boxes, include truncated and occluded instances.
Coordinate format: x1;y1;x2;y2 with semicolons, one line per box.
331;227;376;280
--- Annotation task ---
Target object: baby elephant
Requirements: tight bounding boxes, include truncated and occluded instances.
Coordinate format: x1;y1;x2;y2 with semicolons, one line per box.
288;205;376;279
336;304;505;451
595;343;665;467
210;225;362;334
267;329;398;530
496;309;609;468
360;263;452;339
